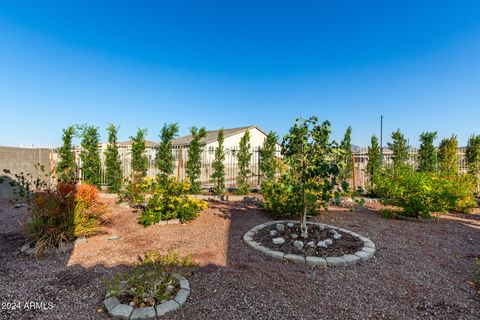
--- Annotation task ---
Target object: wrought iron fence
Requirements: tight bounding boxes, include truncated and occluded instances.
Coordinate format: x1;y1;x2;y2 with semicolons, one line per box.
352;147;469;190
96;146;282;189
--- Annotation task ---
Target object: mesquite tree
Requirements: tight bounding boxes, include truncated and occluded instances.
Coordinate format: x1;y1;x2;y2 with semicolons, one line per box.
339;126;353;185
131;128;148;177
156;123;179;178
282;117;340;238
388;129;409;170
211;129;226;195
418;131;437;172
236;130;252;195
466;134;480;192
104;124;123;192
78;124;101;187
438;135;458;176
186;126;207;194
259;131;278;186
366;134;381;192
57;126;77;183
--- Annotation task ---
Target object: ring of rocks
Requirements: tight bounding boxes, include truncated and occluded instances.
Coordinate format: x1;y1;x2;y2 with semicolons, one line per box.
103;273;190;319
243;220;376;267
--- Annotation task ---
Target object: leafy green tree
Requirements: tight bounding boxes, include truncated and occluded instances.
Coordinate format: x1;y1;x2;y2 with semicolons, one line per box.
131;128;148;177
418;131;437;172
259;131;278;185
156;123;179;178
236;130;252;195
57;126;77;183
186;127;207;194
438;135;458;176
104;124;123;192
366;134;381;192
466;134;480;192
388;129;409;170
78;124;101;187
211;129;226;195
281;116;340;238
339;126;353;185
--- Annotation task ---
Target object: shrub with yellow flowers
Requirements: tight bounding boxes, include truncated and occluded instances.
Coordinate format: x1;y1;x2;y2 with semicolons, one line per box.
140;176;208;226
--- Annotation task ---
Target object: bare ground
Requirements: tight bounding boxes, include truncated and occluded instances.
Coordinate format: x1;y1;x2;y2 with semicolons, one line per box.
0;197;479;320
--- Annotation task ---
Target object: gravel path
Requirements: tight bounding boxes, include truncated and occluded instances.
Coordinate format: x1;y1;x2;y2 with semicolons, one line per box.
0;197;479;319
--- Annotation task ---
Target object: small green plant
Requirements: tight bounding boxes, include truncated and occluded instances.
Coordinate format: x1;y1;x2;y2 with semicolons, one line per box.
140;177;207;226
57;126;77;183
339;126;353;184
186;127;207;194
366;135;381;194
236;130;252;195
418;131;437;173
118;172;147;207
211;129;225;195
131;128;148;177
156;123;179;178
438;135;458;176
103;250;197;308
104;124;123;193
77;124;102;187
258;131;278;186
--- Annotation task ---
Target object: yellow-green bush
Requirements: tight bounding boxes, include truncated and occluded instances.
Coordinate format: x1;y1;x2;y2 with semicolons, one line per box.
140;177;207;226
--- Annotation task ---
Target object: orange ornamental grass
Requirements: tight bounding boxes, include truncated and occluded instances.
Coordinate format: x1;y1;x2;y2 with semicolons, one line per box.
24;182;107;256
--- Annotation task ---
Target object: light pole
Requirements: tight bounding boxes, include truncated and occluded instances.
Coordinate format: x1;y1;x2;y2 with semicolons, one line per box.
380;115;384;165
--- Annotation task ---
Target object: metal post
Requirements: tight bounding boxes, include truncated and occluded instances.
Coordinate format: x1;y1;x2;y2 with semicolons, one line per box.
380;115;384;165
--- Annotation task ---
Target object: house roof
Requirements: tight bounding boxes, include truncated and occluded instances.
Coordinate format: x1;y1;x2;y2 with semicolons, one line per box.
172;126;262;146
117;140;159;148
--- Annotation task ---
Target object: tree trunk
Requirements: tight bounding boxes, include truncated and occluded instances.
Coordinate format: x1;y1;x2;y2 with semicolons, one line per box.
301;188;308;238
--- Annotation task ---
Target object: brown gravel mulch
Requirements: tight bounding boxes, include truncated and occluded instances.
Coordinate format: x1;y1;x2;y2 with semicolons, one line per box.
0;197;479;320
253;223;364;257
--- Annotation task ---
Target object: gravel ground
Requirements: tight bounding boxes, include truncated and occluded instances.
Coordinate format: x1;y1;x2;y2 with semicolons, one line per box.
0;197;479;320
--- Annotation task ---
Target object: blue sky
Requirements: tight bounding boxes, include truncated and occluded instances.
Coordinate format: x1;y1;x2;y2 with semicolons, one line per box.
0;1;479;147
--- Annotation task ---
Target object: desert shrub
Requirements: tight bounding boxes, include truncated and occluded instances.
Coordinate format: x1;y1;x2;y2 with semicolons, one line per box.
140;177;207;226
73;184;107;237
118;172;148;207
103;250;196;308
374;167;476;218
24;182;106;256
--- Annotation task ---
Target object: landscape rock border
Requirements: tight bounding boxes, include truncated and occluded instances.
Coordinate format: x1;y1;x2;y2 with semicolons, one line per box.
104;273;190;320
243;220;376;267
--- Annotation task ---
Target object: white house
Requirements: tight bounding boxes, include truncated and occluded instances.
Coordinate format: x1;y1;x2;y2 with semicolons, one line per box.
172;125;279;151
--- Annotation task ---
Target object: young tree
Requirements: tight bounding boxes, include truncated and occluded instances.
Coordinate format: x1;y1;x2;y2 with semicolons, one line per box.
130;128;148;177
339;126;353;184
418;131;437;172
282;116;340;238
104;124;123;192
388;129;409;170
78;124;101;187
258;131;278;185
236;130;252;195
466;134;480;192
57;126;77;183
211;129;226;195
156;123;179;178
366;134;381;191
186;126;207;194
438;135;458;176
